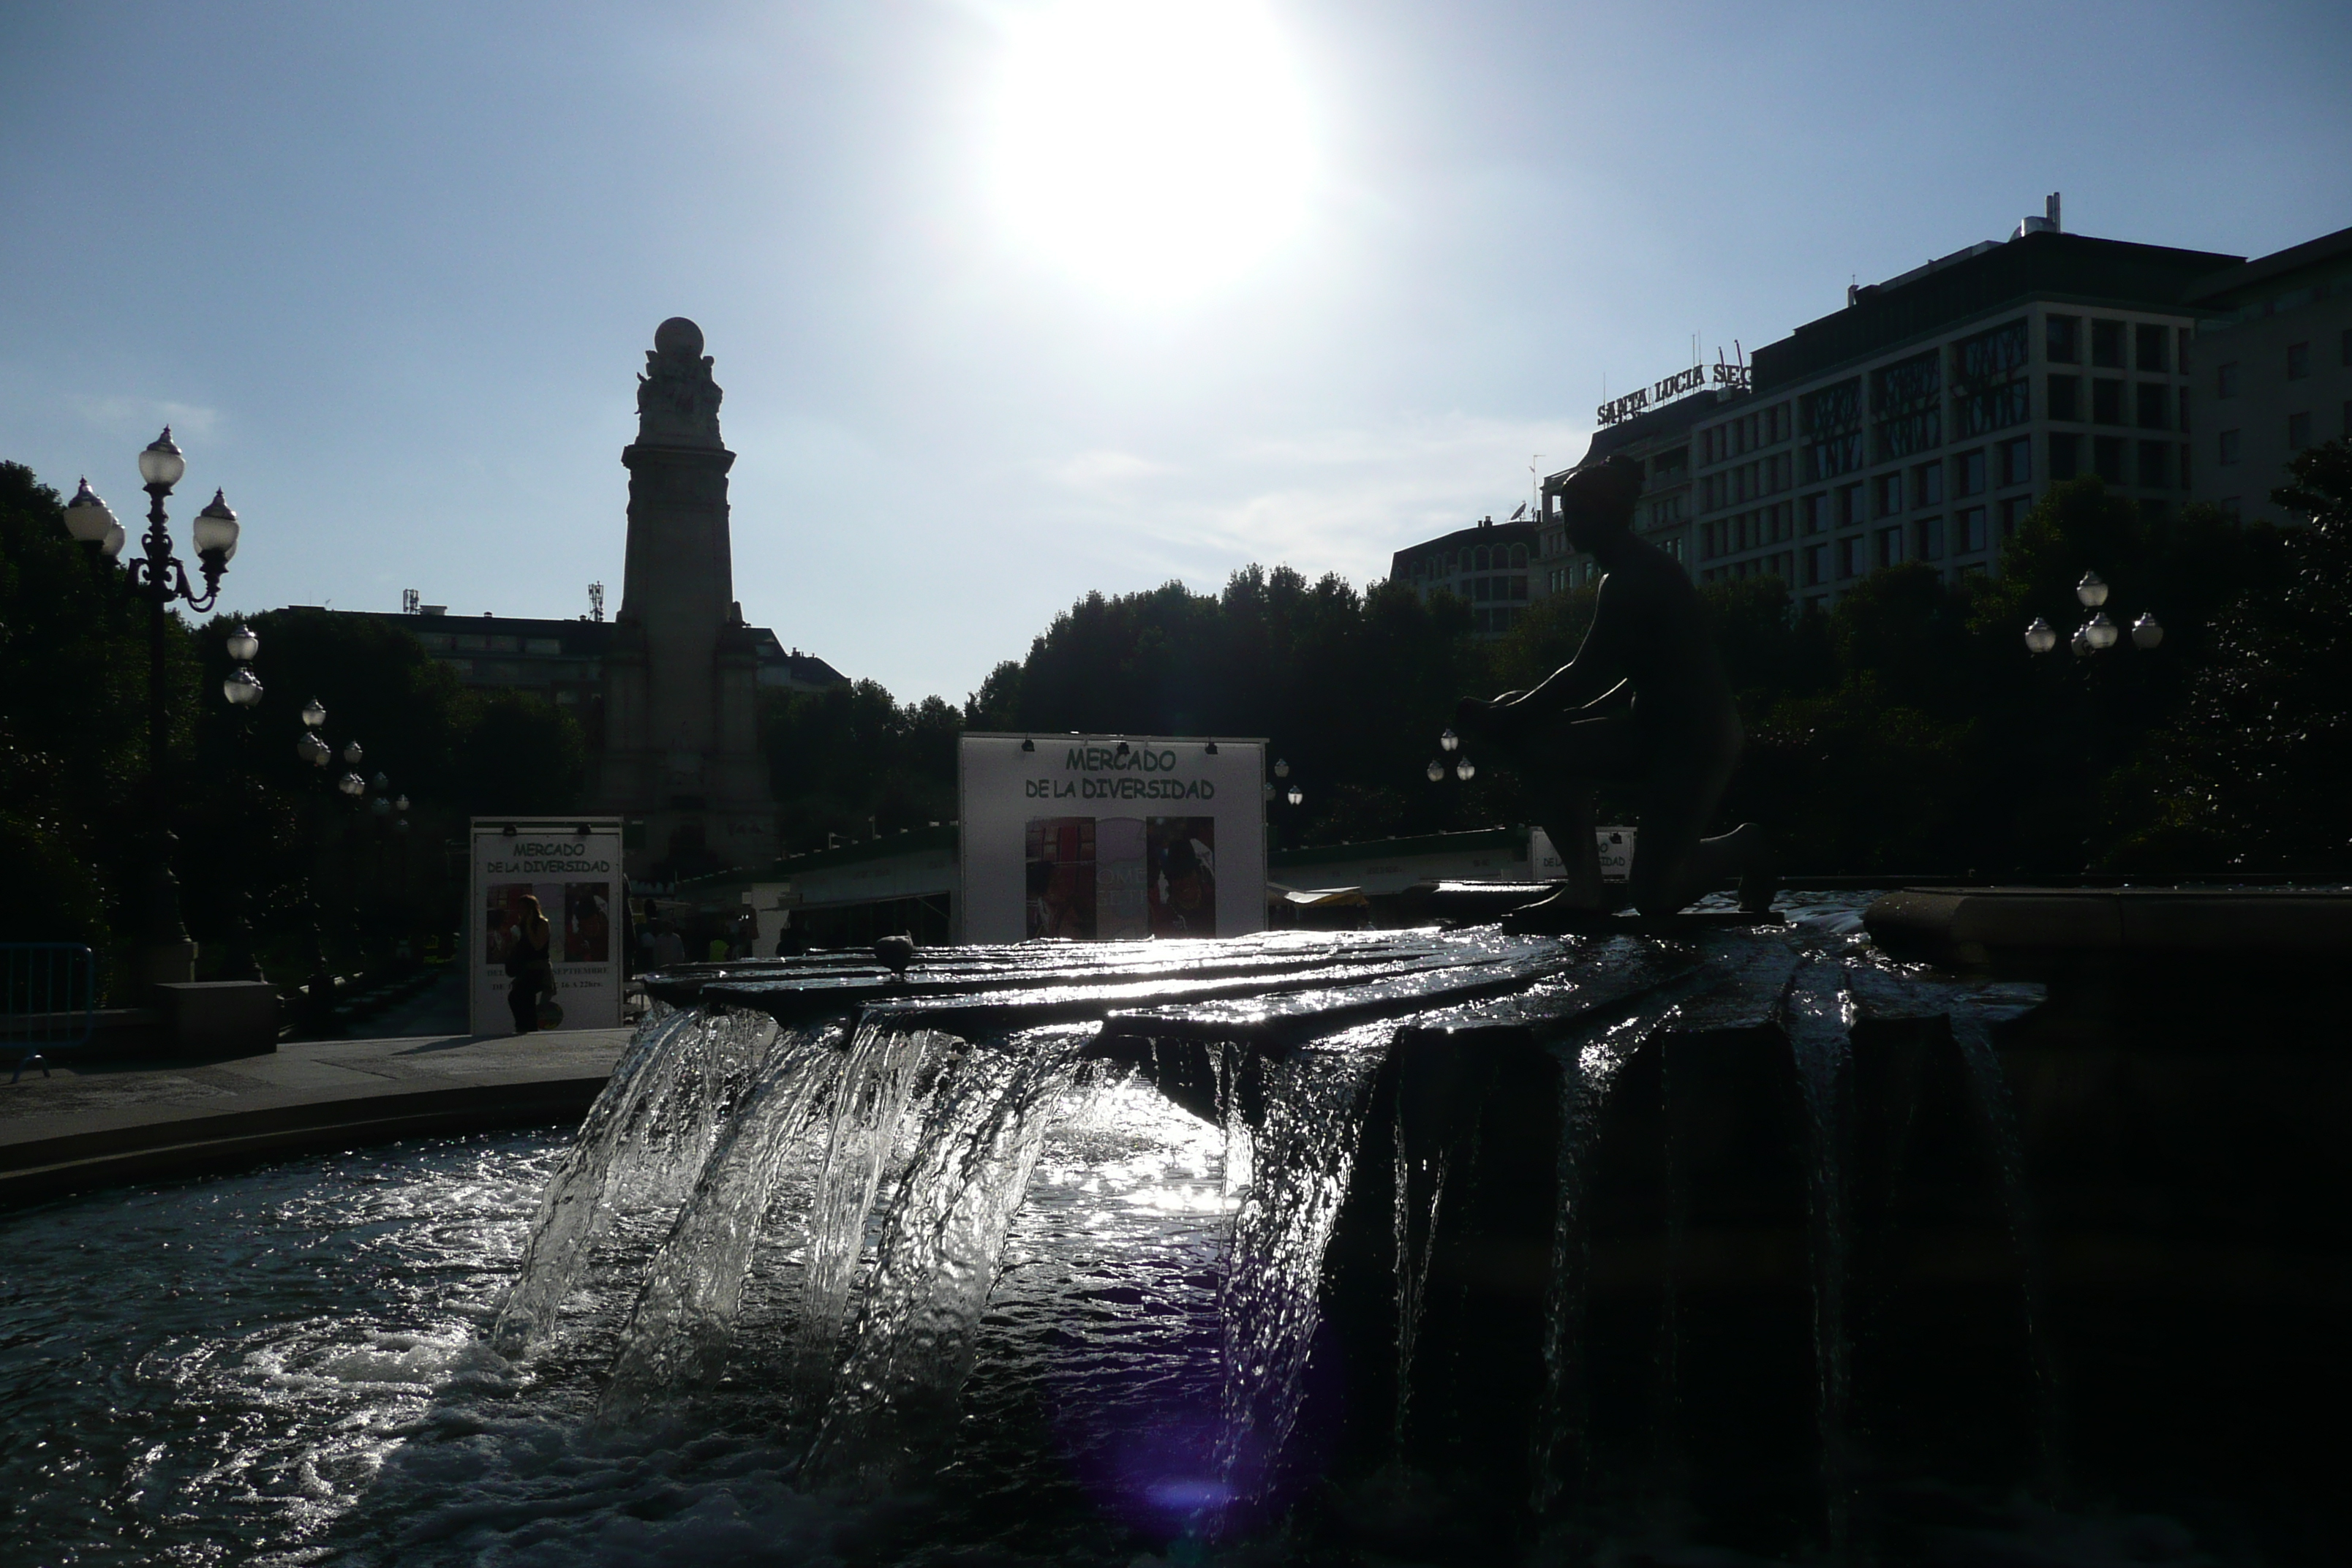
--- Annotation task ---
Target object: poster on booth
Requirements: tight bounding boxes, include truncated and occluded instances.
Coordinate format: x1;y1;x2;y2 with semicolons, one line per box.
468;818;625;1036
959;735;1267;944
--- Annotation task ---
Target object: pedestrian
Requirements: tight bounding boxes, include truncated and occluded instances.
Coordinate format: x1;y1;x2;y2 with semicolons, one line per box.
505;893;557;1034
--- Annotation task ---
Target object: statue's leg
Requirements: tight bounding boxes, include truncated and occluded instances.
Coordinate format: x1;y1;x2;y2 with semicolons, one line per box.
1627;745;1739;918
1501;716;1640;927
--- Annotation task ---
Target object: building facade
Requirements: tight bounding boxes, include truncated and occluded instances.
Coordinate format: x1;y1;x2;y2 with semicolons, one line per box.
1547;219;2243;611
2184;224;2352;528
1389;514;1540;638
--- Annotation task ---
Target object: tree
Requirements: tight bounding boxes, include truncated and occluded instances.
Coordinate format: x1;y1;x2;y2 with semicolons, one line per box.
2120;440;2352;872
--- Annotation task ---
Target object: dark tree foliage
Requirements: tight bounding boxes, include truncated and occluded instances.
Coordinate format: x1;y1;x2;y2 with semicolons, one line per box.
0;461;179;945
1;459;587;978
2121;440;2352;872
759;680;962;854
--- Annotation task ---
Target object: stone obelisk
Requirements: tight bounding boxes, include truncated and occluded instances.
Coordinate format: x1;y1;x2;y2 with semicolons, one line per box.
595;317;773;881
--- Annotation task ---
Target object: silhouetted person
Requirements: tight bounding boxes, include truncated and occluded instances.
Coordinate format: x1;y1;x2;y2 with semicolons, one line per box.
1455;455;1768;921
505;894;557;1033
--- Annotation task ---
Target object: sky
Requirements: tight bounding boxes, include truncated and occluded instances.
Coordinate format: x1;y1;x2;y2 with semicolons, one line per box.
4;1;2348;706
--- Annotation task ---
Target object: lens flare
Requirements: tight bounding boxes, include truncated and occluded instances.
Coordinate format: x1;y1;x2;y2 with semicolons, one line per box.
990;0;1313;301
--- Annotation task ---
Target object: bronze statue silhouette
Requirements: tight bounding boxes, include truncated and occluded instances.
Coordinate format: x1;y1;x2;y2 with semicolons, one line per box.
1455;455;1771;922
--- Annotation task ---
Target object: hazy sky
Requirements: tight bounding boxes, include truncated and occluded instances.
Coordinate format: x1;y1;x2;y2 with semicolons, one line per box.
5;1;2347;704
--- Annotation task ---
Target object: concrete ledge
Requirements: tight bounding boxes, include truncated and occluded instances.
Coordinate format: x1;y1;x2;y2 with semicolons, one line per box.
0;1075;610;1203
1866;886;2352;973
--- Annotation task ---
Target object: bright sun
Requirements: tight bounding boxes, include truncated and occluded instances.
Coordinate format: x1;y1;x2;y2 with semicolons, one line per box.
989;0;1313;301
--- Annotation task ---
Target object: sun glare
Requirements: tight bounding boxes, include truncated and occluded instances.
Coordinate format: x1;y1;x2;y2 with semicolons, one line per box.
990;0;1313;301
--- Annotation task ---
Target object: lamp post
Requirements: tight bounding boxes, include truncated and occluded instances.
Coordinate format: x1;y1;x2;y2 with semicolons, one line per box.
59;432;244;988
218;622;265;981
2024;572;2164;660
292;701;372;1033
1426;726;1477;826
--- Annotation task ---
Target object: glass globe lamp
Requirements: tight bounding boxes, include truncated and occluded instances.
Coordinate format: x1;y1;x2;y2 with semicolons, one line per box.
222;667;263;706
2131;612;2164;649
1286;785;1303;807
2084;611;2119;651
2076;571;2108;609
1426;759;1444;783
1440;728;1459;753
2023;617;2057;655
1455;758;1476;781
64;478;117;544
1273;758;1289;779
342;740;363;766
137;429;186;491
298;731;331;767
191;490;239;562
225;624;260;663
302;698;327;729
339;772;367;798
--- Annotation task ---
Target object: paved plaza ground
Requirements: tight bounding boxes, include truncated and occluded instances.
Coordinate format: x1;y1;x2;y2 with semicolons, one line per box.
0;999;633;1201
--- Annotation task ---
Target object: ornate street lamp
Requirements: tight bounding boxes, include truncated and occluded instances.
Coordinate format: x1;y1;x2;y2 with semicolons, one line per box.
2024;570;2163;659
59;430;246;987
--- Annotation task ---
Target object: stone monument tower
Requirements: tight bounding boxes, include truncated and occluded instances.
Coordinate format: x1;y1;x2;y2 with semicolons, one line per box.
595;317;774;881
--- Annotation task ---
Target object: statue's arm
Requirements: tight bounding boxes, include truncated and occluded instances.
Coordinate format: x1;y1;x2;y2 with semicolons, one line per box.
1502;581;1627;715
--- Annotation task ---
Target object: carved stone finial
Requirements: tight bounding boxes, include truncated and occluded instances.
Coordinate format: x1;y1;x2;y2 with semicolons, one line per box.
635;317;724;448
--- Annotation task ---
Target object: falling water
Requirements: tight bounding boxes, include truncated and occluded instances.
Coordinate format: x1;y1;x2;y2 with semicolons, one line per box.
1531;978;1710;1515
792;1023;941;1387
1952;1009;2065;1494
1210;1021;1391;1529
1783;953;1855;1553
598;1021;845;1414
1390;1107;1451;1453
806;1025;1103;1483
491;1006;773;1354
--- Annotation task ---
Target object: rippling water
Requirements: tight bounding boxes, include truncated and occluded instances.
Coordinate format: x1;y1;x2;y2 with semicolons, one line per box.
0;1076;1239;1567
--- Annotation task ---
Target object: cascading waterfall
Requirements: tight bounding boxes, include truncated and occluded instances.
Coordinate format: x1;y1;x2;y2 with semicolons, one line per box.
793;1023;940;1387
807;1024;1104;1481
599;1019;843;1414
1390;1109;1450;1453
1783;954;1855;1551
1531;977;1711;1514
491;1006;773;1354
1951;1009;2064;1493
1210;1021;1391;1527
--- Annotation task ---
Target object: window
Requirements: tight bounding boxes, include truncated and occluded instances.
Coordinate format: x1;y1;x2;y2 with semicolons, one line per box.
2046;314;2079;363
1664;537;1684;563
2000;497;2032;540
2091;318;2125;368
2050;434;2081;481
2180;386;2192;434
2002;437;2032;486
1803;492;1829;533
2287;342;2311;380
2094;436;2126;483
2048;374;2079;421
1803;544;1828;586
1872;349;1942;461
2138;440;2170;489
1915;516;1945;560
2092;379;2125;424
1475;545;1491;570
1875;471;1904;516
2342;328;2352;367
1958;506;1988;554
1474;577;1492;600
1512;576;1529;601
2179;327;2193;369
2217;361;2239;399
1956;449;1987;497
2136;382;2168;430
1839;483;1865;527
1509;544;1528;568
1913;461;1945;506
1801;377;1865;481
1876;526;1904;569
1837;535;1862;579
2219;429;2242;466
2135;323;2169;373
2288;411;2313;451
2344;399;2352;440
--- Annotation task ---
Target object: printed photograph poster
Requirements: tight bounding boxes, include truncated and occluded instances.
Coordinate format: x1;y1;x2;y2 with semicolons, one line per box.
467;818;625;1036
962;735;1265;943
1146;816;1216;938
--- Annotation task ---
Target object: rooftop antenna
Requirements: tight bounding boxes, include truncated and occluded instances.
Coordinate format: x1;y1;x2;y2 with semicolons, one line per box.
402;588;420;615
588;581;605;622
1529;453;1545;519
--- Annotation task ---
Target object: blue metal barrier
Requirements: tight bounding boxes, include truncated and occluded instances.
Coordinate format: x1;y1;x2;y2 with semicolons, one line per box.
3;943;97;1083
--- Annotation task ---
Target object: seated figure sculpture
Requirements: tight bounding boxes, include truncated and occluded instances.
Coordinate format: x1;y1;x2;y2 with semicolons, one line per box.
1455;455;1771;922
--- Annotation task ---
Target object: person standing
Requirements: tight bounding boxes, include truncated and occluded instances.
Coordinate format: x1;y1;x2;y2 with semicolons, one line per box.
505;894;557;1033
